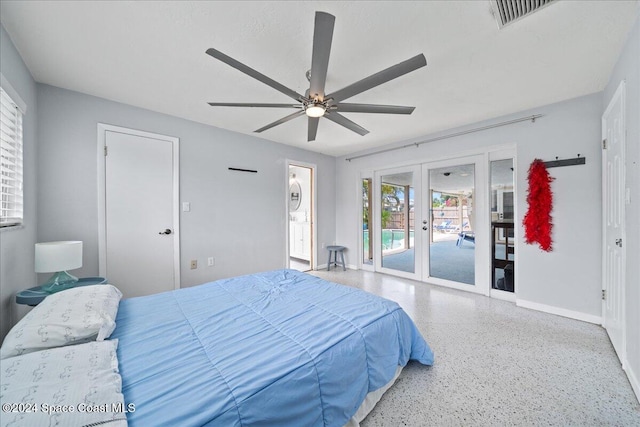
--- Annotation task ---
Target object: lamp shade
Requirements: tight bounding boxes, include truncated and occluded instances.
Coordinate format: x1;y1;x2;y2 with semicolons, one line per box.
35;241;83;273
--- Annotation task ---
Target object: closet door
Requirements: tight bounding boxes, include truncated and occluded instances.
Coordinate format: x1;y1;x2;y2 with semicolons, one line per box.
99;125;180;298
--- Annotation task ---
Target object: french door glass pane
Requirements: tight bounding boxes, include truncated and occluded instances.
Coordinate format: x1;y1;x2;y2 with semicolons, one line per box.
429;164;475;285
490;158;515;292
381;172;414;273
362;178;373;265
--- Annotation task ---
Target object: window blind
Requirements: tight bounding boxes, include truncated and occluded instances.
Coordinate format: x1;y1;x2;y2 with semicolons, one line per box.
0;87;24;227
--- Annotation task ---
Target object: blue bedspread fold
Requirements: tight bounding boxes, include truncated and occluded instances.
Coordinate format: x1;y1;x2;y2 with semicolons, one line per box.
111;269;433;426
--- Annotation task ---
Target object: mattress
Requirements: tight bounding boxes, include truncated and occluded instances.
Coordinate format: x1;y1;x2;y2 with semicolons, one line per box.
111;269;433;426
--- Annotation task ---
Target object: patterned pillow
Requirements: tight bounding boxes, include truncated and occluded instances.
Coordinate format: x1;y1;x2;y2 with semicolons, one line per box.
0;339;128;427
1;285;122;359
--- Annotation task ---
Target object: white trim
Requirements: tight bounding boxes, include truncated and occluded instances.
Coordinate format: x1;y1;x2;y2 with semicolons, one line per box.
0;73;27;114
425;277;485;294
516;299;602;325
317;263;357;272
286;160;317;271
490;288;516;302
626;363;640;404
97;123;181;289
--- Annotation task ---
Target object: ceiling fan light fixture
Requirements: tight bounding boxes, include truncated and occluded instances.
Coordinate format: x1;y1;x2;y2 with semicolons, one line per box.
305;103;326;118
205;11;427;141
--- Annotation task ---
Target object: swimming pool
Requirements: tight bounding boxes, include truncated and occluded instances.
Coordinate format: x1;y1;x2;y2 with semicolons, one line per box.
363;229;415;252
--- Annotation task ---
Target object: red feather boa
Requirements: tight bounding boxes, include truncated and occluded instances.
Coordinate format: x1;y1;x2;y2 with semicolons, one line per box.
523;159;554;251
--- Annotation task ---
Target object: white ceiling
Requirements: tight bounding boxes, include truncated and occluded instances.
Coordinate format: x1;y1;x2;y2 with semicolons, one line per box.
1;1;637;157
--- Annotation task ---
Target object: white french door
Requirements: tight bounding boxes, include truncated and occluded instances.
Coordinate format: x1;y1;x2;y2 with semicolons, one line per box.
602;81;626;365
98;124;180;298
420;156;489;294
374;165;422;280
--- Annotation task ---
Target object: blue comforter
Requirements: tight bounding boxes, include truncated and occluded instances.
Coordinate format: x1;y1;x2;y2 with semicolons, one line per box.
111;269;433;426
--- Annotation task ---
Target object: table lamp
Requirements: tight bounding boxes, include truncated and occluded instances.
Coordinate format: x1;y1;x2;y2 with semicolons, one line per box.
35;241;83;293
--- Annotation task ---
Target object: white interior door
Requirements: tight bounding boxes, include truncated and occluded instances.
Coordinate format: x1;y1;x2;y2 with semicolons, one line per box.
602;81;626;364
99;126;179;298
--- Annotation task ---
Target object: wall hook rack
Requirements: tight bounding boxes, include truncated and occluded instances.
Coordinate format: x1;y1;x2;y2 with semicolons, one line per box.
228;167;258;173
542;155;586;169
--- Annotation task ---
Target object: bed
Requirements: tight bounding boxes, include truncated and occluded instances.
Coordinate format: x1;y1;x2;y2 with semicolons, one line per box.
1;269;433;427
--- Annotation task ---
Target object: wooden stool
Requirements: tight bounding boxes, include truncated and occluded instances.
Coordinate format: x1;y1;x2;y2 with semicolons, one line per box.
326;246;346;271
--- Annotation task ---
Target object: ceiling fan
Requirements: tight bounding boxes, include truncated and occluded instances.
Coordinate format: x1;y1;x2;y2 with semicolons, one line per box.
206;11;426;142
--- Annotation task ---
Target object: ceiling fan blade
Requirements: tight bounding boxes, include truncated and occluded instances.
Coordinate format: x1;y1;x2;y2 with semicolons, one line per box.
308;12;335;100
208;102;300;108
327;54;427;103
254;110;305;133
206;48;304;102
324;112;369;136
308;117;320;142
336;103;415;114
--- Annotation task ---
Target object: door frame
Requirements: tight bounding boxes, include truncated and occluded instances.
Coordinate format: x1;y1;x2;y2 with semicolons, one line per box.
359;171;375;272
285;160;316;270
421;154;489;295
601;80;626;367
97;123;181;288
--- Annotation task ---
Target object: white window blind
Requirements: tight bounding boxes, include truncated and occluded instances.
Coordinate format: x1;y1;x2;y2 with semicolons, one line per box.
0;87;24;227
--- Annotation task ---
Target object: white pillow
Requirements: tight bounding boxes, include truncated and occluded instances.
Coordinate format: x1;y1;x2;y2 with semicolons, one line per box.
0;339;128;427
1;284;122;359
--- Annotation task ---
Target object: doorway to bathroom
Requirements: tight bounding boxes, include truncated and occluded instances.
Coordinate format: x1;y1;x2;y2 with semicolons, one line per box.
288;163;315;272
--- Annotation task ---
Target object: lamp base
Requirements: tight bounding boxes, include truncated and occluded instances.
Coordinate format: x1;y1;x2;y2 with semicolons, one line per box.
41;271;79;294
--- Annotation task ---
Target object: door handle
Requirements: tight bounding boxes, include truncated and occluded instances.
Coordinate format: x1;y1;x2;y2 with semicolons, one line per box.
159;229;172;235
422;220;428;225
615;238;622;247
422;226;428;231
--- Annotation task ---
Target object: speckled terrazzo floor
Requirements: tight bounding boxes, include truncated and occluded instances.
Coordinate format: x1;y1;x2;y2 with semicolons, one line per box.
310;269;640;427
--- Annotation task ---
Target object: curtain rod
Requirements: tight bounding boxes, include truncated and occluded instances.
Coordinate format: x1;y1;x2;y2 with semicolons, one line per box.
345;114;544;162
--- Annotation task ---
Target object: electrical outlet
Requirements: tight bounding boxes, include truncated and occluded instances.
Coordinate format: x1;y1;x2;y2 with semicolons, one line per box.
207;257;215;267
190;260;197;269
182;202;191;212
321;243;325;248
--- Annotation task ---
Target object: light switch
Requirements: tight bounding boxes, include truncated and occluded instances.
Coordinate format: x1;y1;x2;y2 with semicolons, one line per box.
182;202;191;212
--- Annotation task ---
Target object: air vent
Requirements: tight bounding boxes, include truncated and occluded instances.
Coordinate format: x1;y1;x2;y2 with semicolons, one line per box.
491;0;555;28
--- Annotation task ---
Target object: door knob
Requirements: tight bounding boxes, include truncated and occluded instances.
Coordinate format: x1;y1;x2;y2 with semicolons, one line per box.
159;229;172;235
422;220;428;224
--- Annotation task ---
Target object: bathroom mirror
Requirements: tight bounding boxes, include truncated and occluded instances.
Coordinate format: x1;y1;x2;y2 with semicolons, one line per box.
290;181;302;211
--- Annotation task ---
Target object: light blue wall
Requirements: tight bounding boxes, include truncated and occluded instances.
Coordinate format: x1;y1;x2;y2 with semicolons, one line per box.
603;11;640;400
0;25;38;339
36;84;336;289
335;92;604;319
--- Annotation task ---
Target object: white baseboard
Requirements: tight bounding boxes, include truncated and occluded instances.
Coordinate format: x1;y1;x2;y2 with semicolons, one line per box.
516;299;602;325
626;362;640;404
313;263;354;271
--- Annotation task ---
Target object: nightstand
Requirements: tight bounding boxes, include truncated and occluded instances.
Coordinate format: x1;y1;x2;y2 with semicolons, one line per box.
16;277;107;306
